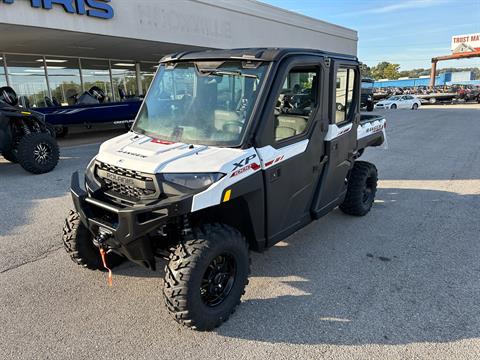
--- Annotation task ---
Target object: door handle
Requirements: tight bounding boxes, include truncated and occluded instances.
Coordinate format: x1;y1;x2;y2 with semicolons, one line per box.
269;168;281;182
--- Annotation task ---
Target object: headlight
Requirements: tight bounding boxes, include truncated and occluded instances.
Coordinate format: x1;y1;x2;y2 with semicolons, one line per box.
163;173;225;190
85;157;100;191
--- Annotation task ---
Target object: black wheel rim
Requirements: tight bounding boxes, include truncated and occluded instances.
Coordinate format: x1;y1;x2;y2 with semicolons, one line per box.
33;142;52;164
363;176;375;205
200;254;236;307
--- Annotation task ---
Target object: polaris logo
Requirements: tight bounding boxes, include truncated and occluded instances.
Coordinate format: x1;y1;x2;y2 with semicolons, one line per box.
105;172;135;186
1;0;114;20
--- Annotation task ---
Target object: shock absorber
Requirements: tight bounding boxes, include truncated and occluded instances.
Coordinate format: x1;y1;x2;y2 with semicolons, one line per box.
20;120;31;136
181;215;193;239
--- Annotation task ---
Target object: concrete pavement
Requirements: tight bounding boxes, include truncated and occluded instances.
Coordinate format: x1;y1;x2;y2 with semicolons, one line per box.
1;105;479;359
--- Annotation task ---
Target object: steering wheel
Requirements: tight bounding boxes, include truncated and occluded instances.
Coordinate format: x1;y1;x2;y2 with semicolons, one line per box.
223;120;244;134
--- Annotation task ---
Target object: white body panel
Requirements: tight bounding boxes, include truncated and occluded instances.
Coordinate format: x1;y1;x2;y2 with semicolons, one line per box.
94;114;385;213
96;132;251;174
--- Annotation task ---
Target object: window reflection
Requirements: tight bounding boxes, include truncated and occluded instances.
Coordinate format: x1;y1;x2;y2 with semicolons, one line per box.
111;62;138;100
6;54;49;108
46;57;82;106
140;62;157;95
81;59;113;102
0;56;7;88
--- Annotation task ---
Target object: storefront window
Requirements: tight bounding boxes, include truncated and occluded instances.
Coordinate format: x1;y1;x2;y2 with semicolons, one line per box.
47;57;82;106
140;62;157;96
6;54;49;108
81;59;113;102
110;62;137;100
0;55;7;88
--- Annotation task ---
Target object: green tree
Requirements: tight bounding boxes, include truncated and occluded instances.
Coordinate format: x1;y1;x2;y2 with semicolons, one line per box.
371;62;401;80
360;63;372;78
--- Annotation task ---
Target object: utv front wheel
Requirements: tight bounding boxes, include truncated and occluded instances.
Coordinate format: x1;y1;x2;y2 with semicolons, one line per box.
340;161;378;216
16;133;59;174
163;224;250;331
63;210;124;270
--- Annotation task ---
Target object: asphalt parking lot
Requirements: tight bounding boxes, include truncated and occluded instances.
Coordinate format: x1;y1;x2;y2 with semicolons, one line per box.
1;104;479;360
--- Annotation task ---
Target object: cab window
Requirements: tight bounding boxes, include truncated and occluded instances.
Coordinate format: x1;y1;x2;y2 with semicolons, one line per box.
274;67;319;141
335;68;356;124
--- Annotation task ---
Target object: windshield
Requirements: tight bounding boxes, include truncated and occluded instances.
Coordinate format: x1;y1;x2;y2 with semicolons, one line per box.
388;96;401;100
133;61;268;146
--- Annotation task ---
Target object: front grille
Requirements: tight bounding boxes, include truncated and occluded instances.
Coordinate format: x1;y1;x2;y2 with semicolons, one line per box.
95;162;158;202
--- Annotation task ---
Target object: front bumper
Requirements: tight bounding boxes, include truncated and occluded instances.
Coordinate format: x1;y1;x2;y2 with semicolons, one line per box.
71;171;193;269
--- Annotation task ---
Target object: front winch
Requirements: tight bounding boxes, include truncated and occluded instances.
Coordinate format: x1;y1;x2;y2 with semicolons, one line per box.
93;231;114;287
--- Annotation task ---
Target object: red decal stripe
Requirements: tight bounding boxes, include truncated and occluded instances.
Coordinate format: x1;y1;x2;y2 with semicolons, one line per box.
151;139;175;145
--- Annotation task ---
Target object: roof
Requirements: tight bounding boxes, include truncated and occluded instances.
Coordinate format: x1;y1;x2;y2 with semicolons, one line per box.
160;48;358;63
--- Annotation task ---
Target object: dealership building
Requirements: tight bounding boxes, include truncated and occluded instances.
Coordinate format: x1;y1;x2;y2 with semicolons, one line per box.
0;0;357;107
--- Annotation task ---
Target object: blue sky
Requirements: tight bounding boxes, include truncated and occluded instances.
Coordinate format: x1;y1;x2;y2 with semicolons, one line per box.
261;0;480;70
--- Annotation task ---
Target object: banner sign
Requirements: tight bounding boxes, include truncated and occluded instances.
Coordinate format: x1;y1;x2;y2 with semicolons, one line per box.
1;0;114;20
451;33;480;53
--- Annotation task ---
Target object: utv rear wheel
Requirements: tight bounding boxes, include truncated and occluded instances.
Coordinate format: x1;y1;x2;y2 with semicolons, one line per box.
163;224;250;331
63;210;124;270
16;133;59;174
340;161;378;216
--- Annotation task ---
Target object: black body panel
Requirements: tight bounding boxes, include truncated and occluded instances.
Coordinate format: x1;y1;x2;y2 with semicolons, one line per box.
71;171;193;269
250;55;330;246
0;112;12;152
311;58;360;218
0;102;49;153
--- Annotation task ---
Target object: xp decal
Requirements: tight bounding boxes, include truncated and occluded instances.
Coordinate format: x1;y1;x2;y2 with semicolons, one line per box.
1;0;114;20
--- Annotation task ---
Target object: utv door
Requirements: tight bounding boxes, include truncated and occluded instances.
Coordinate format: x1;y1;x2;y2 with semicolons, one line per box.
255;56;329;245
311;60;360;218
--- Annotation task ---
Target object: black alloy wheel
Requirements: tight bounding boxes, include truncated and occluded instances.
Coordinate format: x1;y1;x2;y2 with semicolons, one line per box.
201;254;237;307
33;142;53;165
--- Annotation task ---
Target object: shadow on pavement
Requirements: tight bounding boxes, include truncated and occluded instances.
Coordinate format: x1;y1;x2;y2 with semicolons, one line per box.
0;146;97;237
110;187;479;346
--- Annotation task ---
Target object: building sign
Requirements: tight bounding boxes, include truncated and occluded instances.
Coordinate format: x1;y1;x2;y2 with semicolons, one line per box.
451;33;480;53
1;0;114;20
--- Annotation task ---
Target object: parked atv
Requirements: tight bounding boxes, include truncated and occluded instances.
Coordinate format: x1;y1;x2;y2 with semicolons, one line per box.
62;48;387;331
0;87;59;174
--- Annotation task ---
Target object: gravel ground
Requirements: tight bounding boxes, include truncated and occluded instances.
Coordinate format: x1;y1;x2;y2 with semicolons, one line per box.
1;105;479;359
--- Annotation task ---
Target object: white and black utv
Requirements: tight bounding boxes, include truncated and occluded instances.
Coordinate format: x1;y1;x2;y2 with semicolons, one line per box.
63;48;386;330
0;87;59;174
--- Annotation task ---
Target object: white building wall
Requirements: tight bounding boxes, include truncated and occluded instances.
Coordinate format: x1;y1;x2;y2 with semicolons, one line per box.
0;0;357;55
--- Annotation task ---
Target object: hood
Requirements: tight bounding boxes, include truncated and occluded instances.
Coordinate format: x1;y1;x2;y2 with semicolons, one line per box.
96;132;249;174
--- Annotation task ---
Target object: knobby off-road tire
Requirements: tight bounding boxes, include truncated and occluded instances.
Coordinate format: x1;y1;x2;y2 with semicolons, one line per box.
163;224;250;331
16;132;59;174
63;210;124;270
340;161;378;216
2;149;18;163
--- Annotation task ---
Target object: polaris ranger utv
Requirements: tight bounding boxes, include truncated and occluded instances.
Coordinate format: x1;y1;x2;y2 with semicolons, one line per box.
63;48;386;330
0;86;59;174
